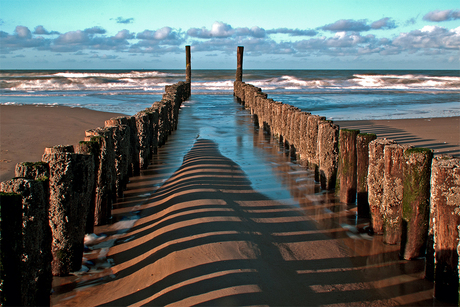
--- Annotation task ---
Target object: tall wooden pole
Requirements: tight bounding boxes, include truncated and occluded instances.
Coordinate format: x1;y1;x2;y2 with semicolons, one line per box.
185;45;191;83
236;46;244;81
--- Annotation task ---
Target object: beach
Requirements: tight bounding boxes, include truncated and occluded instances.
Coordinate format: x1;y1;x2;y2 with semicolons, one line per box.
50;97;460;305
1;104;458;182
1;97;458;305
0;105;124;182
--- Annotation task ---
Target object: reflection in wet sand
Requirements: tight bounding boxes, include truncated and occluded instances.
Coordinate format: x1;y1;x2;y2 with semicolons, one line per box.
51;95;449;306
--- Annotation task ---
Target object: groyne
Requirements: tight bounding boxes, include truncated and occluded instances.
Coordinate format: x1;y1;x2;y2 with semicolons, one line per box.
0;81;190;306
233;77;459;304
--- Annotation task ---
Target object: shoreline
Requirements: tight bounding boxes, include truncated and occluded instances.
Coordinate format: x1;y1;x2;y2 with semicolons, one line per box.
1;104;458;182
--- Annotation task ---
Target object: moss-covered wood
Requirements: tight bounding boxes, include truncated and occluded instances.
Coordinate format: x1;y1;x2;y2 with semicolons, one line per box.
400;148;433;260
14;161;49;181
337;129;360;203
382;144;411;245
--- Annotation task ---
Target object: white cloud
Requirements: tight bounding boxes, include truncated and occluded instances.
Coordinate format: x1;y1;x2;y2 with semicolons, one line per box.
15;26;32;39
33;25;59;35
320;18;397;32
113;29;134;40
115;17;134;24
55;30;88;44
84;26;106;34
154;27;172;40
423;9;460;22
393;25;460;50
320;19;370;32
210;21;233;37
1;20;458;63
266;28;317;36
136;27;182;43
371;18;397;30
187;22;234;38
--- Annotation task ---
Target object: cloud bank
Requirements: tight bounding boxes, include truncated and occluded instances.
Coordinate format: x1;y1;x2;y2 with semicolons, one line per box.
1;10;459;65
423;9;460;22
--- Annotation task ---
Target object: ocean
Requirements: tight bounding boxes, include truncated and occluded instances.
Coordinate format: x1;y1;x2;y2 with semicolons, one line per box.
1;69;459;120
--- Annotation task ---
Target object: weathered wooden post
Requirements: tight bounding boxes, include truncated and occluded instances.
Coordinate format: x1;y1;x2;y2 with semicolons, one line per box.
368;138;396;234
317;121;339;190
382;144;411;245
357;133;377;217
76;141;99;234
400;148;433;260
236;46;244;82
85;129;116;225
0;179;52;306
429;156;460;304
305;115;325;180
186;45;191;83
0;192;25;306
42;145;95;275
105;118;131;197
337;129;359;204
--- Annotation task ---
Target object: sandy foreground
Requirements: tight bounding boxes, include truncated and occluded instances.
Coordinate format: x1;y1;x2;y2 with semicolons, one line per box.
1;105;459;305
53;139;399;306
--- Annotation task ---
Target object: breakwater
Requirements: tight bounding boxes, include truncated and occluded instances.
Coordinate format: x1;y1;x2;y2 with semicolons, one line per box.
233;79;459;304
0;81;190;306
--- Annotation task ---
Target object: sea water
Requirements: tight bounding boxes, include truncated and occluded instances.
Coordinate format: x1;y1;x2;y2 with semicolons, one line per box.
1;69;459;120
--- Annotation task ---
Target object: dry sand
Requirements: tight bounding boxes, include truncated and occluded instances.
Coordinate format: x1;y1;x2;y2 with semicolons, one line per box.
0;105;124;181
336;117;459;157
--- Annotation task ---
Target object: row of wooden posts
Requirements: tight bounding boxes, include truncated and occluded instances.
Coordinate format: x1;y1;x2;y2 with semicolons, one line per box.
0;81;191;306
233;46;459;305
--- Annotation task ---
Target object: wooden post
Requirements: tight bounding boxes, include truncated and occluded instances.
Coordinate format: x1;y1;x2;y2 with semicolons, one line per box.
42;145;95;275
382;144;411;245
368;138;396;234
429;156;460;304
317;121;339;190
306;115;325;180
185;45;191;83
0;179;52;306
236;46;244;81
357;133;377;217
400;148;433;260
0;192;24;306
337;129;359;204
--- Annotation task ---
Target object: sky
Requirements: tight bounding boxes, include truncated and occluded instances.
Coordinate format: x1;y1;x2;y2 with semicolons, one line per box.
0;0;459;70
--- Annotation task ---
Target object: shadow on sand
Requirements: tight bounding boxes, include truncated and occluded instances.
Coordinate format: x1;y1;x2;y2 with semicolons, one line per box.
52;138;446;306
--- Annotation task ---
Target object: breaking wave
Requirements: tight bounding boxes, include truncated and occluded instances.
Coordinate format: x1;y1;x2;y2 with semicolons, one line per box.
1;70;459;95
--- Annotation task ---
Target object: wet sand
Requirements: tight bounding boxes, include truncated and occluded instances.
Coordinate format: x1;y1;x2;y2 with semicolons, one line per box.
0;105;124;181
1;99;457;305
52;139;397;306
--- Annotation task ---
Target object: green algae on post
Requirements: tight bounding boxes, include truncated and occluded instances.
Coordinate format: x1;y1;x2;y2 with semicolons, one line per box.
400;147;433;260
337;129;360;204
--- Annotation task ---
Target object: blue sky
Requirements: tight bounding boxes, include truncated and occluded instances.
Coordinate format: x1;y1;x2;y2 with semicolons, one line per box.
0;0;459;69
